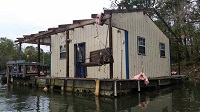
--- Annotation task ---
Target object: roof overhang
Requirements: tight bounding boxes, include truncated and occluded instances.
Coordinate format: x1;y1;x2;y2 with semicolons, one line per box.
15;14;111;45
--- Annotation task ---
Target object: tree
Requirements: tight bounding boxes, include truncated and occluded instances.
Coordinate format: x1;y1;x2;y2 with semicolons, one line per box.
22;46;50;65
23;46;37;62
110;0;200;66
0;37;17;70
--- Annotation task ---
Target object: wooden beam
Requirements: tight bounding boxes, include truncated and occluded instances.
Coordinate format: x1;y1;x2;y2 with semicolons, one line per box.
16;37;25;40
58;24;71;28
66;30;69;77
108;11;113;79
73;19;93;24
39;31;45;33
37;38;41;77
19;42;22;60
24;35;32;39
91;14;97;18
55;27;67;34
22;31;53;43
68;19;95;29
69;14;110;30
14;40;21;42
15;13;110;47
34;29;54;38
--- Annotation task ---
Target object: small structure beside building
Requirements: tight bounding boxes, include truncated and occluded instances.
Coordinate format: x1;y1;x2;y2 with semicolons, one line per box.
6;60;48;78
10;8;187;97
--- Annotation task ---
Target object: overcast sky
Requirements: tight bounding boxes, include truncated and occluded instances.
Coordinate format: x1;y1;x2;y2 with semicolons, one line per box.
0;0;111;50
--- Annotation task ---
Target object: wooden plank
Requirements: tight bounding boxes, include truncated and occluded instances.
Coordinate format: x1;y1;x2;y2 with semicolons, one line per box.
73;19;93;24
69;14;110;30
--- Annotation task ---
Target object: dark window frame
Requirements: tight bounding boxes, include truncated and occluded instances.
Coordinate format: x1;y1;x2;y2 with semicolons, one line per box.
60;45;66;59
137;36;146;55
159;42;165;58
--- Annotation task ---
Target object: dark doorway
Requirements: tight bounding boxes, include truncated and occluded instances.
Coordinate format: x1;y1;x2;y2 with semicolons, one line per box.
74;42;86;78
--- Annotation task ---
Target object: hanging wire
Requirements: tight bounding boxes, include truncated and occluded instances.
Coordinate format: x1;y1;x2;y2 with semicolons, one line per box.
105;27;109;48
95;24;102;71
94;25;111;57
141;55;144;73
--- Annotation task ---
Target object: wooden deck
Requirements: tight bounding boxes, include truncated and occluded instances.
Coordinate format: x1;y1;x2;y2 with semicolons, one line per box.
11;75;188;97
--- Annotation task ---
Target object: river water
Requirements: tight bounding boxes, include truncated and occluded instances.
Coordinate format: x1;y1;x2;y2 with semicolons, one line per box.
0;82;199;112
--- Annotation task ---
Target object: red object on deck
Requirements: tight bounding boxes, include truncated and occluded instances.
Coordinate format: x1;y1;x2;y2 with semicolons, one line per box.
131;72;149;85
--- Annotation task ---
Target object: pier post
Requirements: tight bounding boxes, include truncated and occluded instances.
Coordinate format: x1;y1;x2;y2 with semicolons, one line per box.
6;66;10;86
108;11;113;79
114;80;117;97
137;81;140;92
95;97;100;112
95;79;100;97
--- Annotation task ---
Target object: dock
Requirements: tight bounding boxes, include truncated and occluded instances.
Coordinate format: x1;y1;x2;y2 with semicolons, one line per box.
11;75;187;97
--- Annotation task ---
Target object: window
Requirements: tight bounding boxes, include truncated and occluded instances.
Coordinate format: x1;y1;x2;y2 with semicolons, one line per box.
159;43;165;57
137;36;145;55
60;45;66;59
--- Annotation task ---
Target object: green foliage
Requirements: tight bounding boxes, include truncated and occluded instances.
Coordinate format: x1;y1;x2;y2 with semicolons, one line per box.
0;37;16;70
117;0;158;9
111;0;200;67
43;52;51;65
0;37;50;70
24;46;37;62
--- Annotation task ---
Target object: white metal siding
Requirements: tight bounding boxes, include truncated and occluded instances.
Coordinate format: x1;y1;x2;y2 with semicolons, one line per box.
68;24;126;79
112;29;126;79
112;12;170;78
51;32;66;77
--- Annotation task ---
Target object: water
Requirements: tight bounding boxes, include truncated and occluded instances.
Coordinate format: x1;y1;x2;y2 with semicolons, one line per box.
0;82;199;112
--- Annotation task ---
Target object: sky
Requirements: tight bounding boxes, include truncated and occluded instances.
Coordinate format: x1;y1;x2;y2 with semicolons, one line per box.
0;0;112;51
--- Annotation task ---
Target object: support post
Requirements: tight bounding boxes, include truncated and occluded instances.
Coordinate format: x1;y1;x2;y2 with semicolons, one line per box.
95;97;100;112
108;11;113;79
37;39;41;77
177;41;181;75
114;80;117;97
138;81;140;92
66;30;69;77
19;42;22;60
6;66;10;86
95;79;100;97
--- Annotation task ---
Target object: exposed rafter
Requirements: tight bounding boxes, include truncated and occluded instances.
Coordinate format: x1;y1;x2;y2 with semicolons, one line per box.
14;13;110;45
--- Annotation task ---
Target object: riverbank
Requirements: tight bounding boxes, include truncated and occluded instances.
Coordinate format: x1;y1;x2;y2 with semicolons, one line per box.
172;64;200;81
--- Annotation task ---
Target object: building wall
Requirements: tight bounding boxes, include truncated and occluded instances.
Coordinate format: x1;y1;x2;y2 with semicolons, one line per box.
51;32;66;77
111;12;170;78
68;24;126;79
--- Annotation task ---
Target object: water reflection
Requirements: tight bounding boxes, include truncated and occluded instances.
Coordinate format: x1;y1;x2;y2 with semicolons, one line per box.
1;82;200;111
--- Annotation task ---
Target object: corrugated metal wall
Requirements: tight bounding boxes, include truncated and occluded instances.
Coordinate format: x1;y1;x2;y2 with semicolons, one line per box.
68;24;126;79
51;32;66;77
112;12;170;78
113;29;126;79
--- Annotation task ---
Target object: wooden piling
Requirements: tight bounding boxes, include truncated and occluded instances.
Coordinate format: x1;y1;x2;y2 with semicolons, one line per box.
138;81;140;92
95;79;100;97
114;80;117;97
6;66;10;86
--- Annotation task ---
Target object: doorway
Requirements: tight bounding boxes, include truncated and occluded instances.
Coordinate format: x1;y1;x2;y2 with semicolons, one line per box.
74;42;86;78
